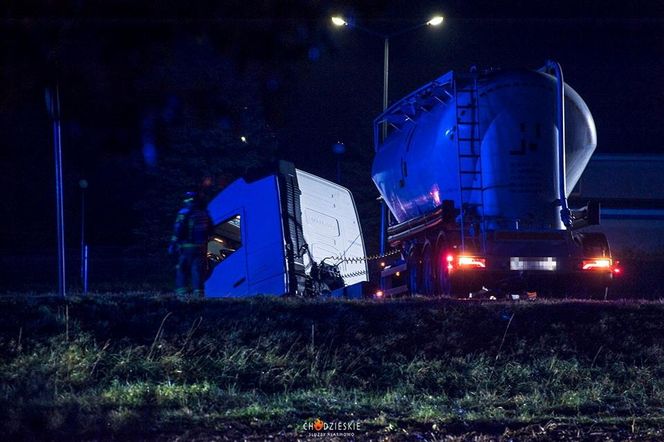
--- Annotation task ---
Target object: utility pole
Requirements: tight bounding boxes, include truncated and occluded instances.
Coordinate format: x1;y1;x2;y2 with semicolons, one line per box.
80;179;89;294
47;84;66;298
332;142;346;184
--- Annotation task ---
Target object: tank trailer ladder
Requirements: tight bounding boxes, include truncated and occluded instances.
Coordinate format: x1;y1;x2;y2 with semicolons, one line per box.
453;71;487;254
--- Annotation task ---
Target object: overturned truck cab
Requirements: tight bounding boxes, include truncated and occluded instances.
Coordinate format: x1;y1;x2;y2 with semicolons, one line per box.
205;162;368;298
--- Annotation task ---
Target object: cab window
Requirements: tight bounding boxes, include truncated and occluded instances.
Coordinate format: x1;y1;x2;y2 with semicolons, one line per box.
207;215;242;266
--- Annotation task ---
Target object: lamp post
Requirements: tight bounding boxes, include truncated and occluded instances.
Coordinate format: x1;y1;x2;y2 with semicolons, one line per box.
79;179;89;294
331;14;444;254
332;141;346;184
46;84;66;298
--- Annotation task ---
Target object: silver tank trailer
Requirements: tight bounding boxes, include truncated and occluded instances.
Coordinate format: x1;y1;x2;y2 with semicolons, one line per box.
372;68;597;231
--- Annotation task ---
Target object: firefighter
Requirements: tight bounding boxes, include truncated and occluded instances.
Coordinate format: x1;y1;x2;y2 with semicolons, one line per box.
169;191;212;299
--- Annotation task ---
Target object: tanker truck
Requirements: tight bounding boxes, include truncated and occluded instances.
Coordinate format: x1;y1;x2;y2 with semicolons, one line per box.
373;61;619;298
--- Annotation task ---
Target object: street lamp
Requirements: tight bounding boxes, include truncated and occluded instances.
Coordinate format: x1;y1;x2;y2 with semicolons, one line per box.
332;141;346;184
46;84;66;298
331;14;444;254
427;16;444;26
331;16;347;27
79;179;89;294
331;14;444;117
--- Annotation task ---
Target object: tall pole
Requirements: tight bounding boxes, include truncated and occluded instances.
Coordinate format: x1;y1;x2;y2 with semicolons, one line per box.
382;37;389;137
80;179;89;294
81;184;85;274
332;142;346;184
379;36;390;255
48;84;66;298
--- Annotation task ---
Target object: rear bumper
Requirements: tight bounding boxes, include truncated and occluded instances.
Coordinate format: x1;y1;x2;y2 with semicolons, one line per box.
451;268;613;293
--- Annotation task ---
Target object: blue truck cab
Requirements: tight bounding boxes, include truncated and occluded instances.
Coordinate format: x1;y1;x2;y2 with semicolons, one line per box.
204;162;368;297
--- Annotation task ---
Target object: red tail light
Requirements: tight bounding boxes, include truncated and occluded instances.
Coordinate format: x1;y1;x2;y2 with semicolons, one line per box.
457;256;486;269
612;260;622;275
582;258;612;271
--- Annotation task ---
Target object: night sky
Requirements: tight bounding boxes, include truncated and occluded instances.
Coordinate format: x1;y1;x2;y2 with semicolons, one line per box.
2;1;663;258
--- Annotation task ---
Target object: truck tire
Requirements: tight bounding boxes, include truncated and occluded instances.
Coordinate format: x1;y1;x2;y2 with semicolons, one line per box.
408;249;421;296
435;250;452;297
421;246;436;296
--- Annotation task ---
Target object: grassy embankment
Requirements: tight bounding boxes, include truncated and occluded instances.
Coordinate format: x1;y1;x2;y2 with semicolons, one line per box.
1;294;664;440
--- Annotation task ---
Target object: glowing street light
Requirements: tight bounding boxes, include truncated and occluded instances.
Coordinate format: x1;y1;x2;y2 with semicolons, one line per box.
331;16;348;26
427;16;444;26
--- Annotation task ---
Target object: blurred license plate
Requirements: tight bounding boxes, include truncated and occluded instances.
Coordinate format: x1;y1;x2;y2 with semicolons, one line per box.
510;257;557;271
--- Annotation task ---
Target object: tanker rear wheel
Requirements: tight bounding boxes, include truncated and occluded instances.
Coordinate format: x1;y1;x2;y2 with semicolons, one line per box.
407;250;421;296
435;253;452;297
421;246;435;296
